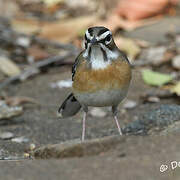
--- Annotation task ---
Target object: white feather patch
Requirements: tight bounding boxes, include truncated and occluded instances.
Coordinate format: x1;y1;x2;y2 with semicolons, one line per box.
85;30;93;40
90;46;110;70
83;44;90;58
97;31;112;41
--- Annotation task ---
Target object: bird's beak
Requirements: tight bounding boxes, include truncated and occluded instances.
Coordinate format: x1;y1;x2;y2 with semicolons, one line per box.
90;37;98;45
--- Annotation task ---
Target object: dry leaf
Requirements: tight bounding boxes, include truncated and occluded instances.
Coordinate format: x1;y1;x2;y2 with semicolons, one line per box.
39;16;97;43
0;100;23;120
12;15;96;42
142;69;173;86
11;18;41;35
42;0;64;6
172;55;180;70
171;82;180;96
28;45;50;61
0;0;19;18
95;13;158;32
115;37;141;60
5;96;39;106
115;0;178;21
139;46;173;66
0;56;21;77
135;39;150;48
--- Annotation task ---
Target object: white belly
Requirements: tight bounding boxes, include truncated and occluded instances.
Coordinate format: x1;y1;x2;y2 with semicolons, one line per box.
74;89;128;107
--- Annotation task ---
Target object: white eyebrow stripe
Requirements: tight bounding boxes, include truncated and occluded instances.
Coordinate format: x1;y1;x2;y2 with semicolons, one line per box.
97;31;112;41
85;30;93;40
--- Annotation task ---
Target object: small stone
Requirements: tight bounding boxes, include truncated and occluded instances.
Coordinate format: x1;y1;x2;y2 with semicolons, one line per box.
16;36;30;47
123;100;137;109
50;79;72;88
90;108;107;117
120;109;127;114
24;153;30;158
147;96;160;103
11;136;29;143
124;105;180;134
145;46;167;66
0;100;23;120
0;56;21;77
172;55;180;70
0;132;14;140
0;149;6;156
29;143;36;151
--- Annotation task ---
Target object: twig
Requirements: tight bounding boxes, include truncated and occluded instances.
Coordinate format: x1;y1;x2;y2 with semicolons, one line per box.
0;52;74;89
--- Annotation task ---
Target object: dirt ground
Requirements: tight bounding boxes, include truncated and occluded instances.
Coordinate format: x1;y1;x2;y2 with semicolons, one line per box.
0;16;180;180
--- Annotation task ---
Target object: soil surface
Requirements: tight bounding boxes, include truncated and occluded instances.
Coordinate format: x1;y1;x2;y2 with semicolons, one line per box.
0;15;180;180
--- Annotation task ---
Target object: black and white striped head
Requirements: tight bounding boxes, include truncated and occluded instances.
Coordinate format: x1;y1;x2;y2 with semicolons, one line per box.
84;26;114;49
83;27;119;68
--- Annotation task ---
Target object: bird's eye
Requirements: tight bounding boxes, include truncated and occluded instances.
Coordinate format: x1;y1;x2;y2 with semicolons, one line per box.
105;34;111;43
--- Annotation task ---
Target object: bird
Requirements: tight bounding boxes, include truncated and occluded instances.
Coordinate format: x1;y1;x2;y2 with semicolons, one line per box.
58;26;131;141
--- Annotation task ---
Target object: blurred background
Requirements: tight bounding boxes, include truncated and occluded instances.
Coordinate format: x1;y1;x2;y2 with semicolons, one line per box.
0;0;180;179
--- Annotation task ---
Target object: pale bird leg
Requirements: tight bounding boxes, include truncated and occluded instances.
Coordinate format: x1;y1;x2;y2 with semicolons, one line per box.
114;115;122;135
82;112;87;141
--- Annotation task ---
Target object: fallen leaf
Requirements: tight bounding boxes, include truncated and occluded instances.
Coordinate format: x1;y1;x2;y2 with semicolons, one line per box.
0;100;23;120
12;18;41;35
172;55;180;70
39;16;97;42
42;0;64;6
142;69;173;86
27;45;50;61
0;56;21;77
5;96;39;106
115;37;141;60
115;0;178;21
0;0;19;18
143;46;168;66
95;14;145;32
135;39;150;48
171;82;180;96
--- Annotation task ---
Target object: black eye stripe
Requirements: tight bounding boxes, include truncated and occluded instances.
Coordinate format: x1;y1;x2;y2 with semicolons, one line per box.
98;39;105;43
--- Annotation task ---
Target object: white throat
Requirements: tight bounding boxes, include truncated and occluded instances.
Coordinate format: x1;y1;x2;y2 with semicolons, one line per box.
91;46;110;70
83;45;119;70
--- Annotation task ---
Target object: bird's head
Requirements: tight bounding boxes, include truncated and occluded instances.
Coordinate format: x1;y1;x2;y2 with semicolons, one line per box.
84;26;114;49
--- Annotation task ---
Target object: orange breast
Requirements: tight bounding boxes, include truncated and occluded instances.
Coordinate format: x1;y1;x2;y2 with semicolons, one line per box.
73;60;131;93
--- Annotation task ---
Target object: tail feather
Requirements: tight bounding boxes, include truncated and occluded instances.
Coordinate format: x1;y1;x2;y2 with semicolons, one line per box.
58;93;81;118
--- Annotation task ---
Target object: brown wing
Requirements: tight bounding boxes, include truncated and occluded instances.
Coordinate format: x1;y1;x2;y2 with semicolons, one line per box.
72;51;85;81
